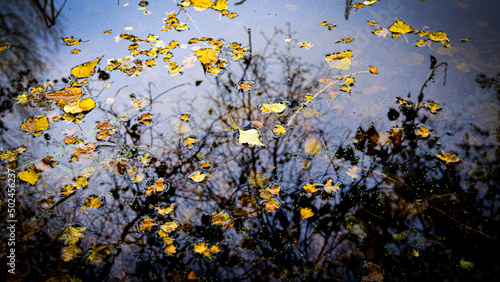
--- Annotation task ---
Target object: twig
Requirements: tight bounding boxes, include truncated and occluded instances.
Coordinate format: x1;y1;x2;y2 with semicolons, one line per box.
286;70;370;126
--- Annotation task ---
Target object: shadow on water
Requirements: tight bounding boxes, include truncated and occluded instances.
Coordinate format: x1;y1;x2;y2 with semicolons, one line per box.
0;0;65;115
1;3;500;282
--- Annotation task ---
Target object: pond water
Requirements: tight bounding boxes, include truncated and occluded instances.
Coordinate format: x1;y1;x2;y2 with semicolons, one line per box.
1;0;499;281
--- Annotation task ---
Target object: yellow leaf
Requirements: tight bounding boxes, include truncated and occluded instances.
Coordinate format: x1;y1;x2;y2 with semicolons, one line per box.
0;150;19;162
263;198;280;211
211;0;227;11
190;171;207;182
320;21;336;30
369;66;378;75
60;226;86;245
416;40;427;47
324;179;341;194
238;81;253;91
160;221;179;232
71;55;104;78
267;184;280;195
185;137;197;146
436;151;460;163
165;243;176;254
239;128;264;146
201;161;210;168
195;48;218;64
146;178;165;195
0;41;9;52
274;124;286;135
415;125;430;137
211;211;234;227
18;165;40;185
20;114;49;135
80;98;95;111
180;113;190;121
300;208;314;221
139;217;154;232
155;204;175;215
367;20;377;26
83;196;102;208
428;101;441;112
389;17;414;34
261;103;286;114
303;183;318;194
336;37;354;44
61;244;82;261
228;113;264;146
325;51;352;70
64;98;95;114
304;137;321;156
71;49;80;54
347;166;360;180
194;241;208;254
43;87;82;103
188;271;198;280
363;0;378;5
429;30;450;45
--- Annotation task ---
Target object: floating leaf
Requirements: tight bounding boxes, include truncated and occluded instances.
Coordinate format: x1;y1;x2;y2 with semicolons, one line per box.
415;125;430;137
274;124;286;135
238;82;253;91
326;51;352;70
194;241;208;254
261;103;286;114
336;37;354;44
43;87;82;103
428;101;441;112
263;198;280;211
20;114;49;136
71;55;104;78
18;165;40;185
83;196;102;209
369;66;378;74
436;151;460;163
155;204;175;216
367;20;377;26
300;207;314;222
304;137;321;156
389;17;414;35
430;30;450;46
320;21;336;30
185;137;197;146
190;171;207;182
303;183;318;194
139;217;154;232
459;258;475;271
160;221;179;232
0;41;9;52
228;113;264;146
324;179;341;193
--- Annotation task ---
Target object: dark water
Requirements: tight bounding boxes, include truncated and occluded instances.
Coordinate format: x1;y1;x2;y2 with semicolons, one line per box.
1;0;499;281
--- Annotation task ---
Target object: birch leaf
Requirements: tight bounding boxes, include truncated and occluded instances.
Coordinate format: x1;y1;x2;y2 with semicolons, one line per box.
261;103;286;114
71;55;104;78
229;113;264;146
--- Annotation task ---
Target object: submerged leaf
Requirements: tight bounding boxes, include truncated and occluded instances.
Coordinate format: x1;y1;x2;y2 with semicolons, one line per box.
436;151;460;163
304;137;321;156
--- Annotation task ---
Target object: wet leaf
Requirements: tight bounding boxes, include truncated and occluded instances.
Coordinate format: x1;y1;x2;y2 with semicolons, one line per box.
336;37;354;44
238;81;253;91
436;151;460;163
326;51;352;70
20;114;49;136
83;196;102;209
190;171;207;182
304;137;321;156
194;241;208;254
0;41;9;52
298;42;313;50
369;66;378;74
389;17;414;35
347;166;360;180
320;21;336;30
303;183;318;194
212;211;234;227
249;171;270;188
155;204;175;216
263;198;280;211
274;124;286;135
367;20;377;26
18;165;40;185
415;125;430;137
146;178;165;195
181;113;190;121
71;55;103;78
61;245;83;261
185;137;197;146
324;179;341;193
361;263;384;281
300;207;314;222
160;221;179;232
261;103;286;114
87;244;114;265
239;128;264;146
60;226;86;245
139;217;154;232
430;30;450;45
459;258;475;271
44;87;82;103
64;98;95;114
428;101;441;112
188;271;198;280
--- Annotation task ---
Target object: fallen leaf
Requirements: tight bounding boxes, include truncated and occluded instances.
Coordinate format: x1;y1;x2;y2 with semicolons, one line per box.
139;217;154;232
190;171;207;182
324;179;341;193
83;196;102;208
238;82;253;91
303;183;318;194
61;244;83;261
415;125;430;137
300;207;314;222
60;226;86;245
274;124;286;135
18;165;40;185
71;55;104;78
347;166;360;180
369;66;378;74
436;151;460;163
155;204;175;215
185;137;197;146
261;103;286;114
249;171;269;188
160;221;178;232
194;241;208;254
304;137;322;156
263;198;280;211
20;114;49;136
389;17;414;35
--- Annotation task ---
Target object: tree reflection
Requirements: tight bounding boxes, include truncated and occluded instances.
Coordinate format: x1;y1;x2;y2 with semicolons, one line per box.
3;27;500;281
